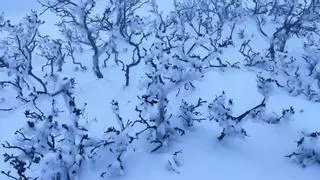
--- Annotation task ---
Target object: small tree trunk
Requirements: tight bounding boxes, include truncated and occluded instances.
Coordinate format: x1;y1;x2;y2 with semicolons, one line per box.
93;54;103;79
157;91;167;125
279;38;287;52
125;66;130;86
278;31;289;52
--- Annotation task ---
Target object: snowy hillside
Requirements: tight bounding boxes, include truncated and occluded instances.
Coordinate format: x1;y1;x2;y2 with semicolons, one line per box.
1;0;320;179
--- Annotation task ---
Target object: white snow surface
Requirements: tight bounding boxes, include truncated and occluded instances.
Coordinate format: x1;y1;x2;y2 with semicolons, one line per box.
0;0;320;180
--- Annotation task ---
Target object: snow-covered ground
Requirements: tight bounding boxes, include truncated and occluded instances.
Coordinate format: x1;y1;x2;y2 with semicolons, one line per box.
1;0;320;180
77;71;320;180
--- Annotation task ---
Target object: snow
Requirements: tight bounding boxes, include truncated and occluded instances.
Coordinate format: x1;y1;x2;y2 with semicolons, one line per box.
1;0;320;180
4;68;320;179
156;0;175;15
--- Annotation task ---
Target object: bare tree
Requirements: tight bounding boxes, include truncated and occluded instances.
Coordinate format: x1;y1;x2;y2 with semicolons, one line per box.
38;0;150;84
38;0;115;78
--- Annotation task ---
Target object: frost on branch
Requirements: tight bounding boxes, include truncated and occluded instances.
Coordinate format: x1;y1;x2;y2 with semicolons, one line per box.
38;0;150;82
174;0;240;69
1;75;92;180
256;75;284;99
91;100;135;177
38;36;66;75
261;106;295;124
38;0;115;78
208;92;266;141
179;98;207;128
242;0;320;102
134;95;184;153
0;11;47;98
287;131;320;168
0;11;71;113
2;105;91;180
132;0;242;149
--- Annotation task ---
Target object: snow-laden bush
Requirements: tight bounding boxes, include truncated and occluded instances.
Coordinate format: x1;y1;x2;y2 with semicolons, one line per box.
256;75;282;99
0;11;47;101
241;0;320;102
2;0;320;178
287;131;320;167
132;0;241;152
1;90;91;180
38;0;151;84
1;81;139;179
175;0;244;24
261;106;295;124
208;92;266;140
90;100;136;177
179;98;207;128
0;11;75;113
207;91;293;141
38;0;116;78
135;95;185;153
38;36;67;74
